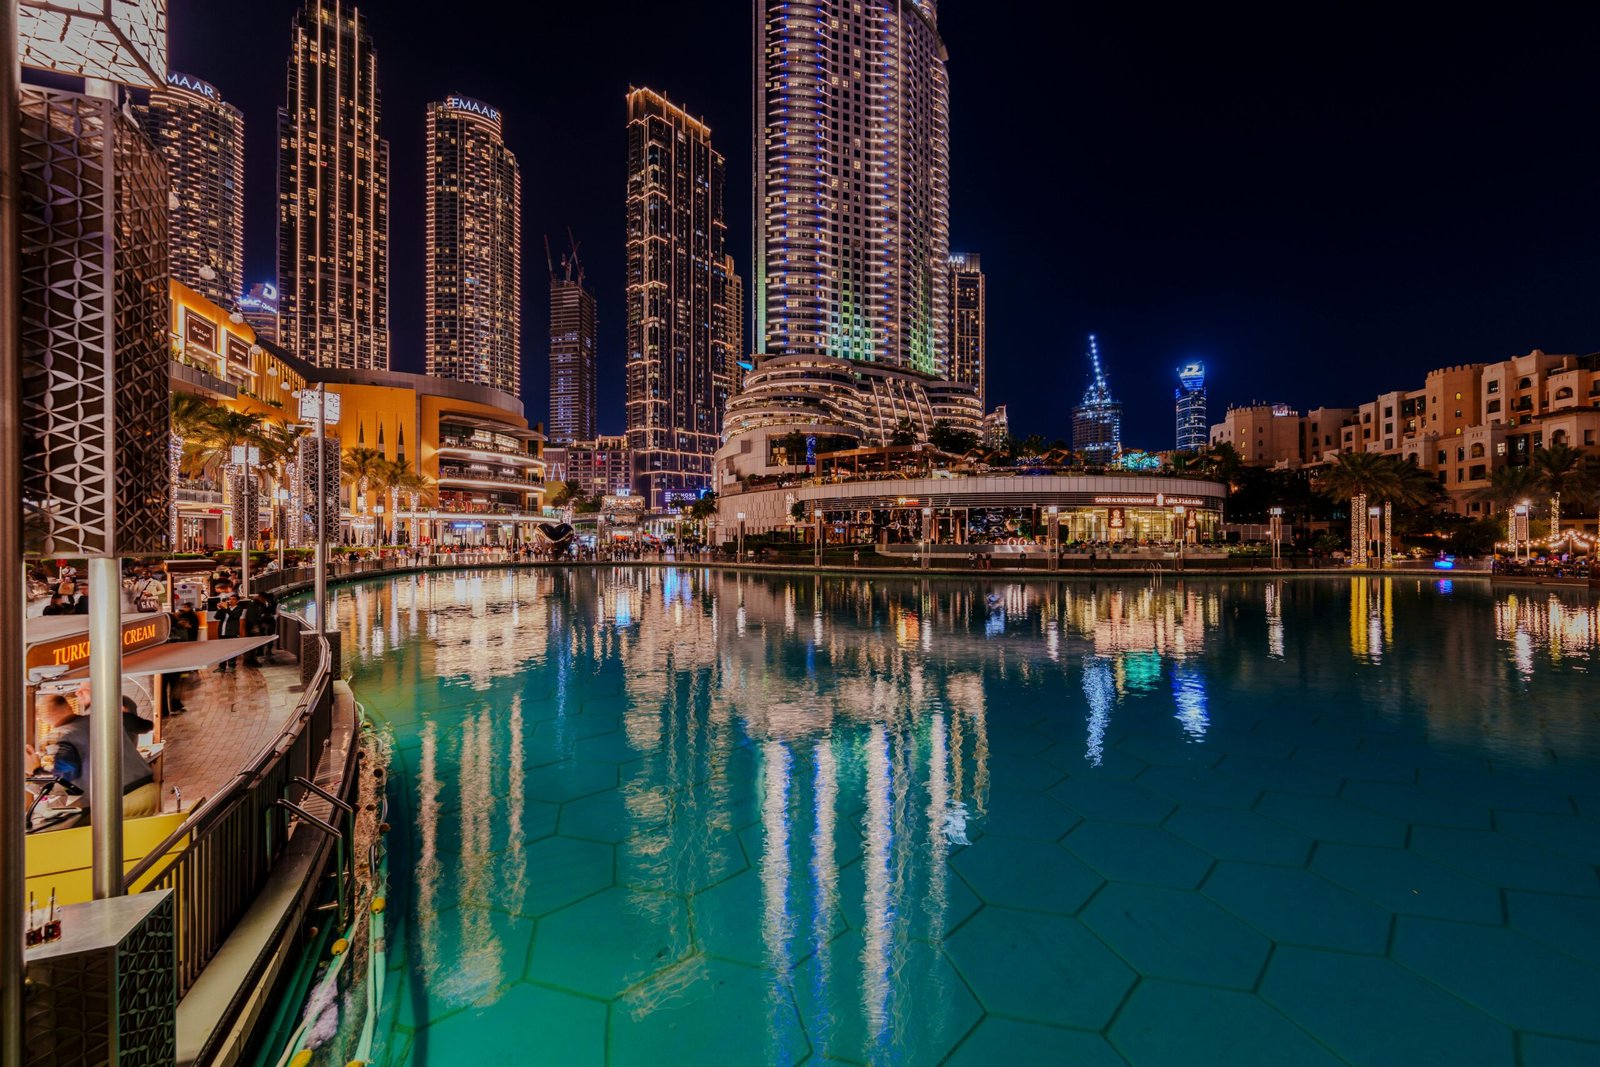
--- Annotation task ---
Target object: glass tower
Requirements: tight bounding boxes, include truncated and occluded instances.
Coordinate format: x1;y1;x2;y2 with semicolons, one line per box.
1072;334;1123;462
947;252;985;407
1175;361;1208;452
547;242;597;446
425;95;522;396
754;0;950;375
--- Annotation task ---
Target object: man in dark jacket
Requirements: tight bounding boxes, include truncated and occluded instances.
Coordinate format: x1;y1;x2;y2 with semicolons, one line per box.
215;594;245;672
239;595;266;667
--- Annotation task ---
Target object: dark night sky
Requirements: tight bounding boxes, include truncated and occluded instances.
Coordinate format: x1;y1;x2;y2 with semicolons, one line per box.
171;2;1600;448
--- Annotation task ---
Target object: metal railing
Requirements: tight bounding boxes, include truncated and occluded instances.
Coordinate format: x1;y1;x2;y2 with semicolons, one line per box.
120;610;342;995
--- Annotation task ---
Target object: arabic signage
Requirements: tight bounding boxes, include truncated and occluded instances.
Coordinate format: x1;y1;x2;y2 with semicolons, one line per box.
184;311;217;352
1092;494;1208;508
226;333;252;366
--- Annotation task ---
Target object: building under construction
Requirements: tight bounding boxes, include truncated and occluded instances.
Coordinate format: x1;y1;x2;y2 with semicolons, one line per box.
547;233;597;444
1072;334;1123;463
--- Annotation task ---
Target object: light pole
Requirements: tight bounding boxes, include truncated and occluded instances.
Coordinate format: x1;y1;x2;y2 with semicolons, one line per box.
814;506;822;569
1513;501;1531;561
1368;505;1383;569
275;487;290;571
1269;506;1284;569
231;444;260;596
922;506;933;570
737;511;746;563
1048;504;1060;571
375;503;386;549
1174;506;1187;570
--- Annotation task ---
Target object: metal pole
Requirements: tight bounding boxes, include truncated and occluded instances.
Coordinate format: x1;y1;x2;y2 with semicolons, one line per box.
238;460;250;597
1;0;28;1053
88;557;123;898
314;384;327;631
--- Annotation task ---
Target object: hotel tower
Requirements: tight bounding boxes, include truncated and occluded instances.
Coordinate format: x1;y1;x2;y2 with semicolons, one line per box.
753;0;951;374
547;237;597;445
425;95;522;395
278;0;391;370
140;72;245;309
625;87;729;508
947;252;985;407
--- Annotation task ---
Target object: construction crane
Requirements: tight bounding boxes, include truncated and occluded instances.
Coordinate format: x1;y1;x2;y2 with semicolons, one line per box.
544;230;586;286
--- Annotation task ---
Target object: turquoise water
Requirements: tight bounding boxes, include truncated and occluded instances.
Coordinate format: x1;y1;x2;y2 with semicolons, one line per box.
327;569;1600;1065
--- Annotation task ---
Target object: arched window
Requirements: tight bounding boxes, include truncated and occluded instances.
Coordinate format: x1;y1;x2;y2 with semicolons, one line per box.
1469;443;1485;458
1555;386;1574;401
1552;430;1568;447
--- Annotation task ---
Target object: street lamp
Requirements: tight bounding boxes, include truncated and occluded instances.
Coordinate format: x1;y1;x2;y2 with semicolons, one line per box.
736;511;747;563
375;503;386;547
231;444;261;596
1513;501;1531;561
922;506;934;570
1268;506;1284;569
1173;506;1187;570
275;487;291;571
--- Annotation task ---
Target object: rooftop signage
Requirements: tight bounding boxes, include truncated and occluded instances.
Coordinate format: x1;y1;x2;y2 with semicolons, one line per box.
445;95;500;123
1092;494;1208;508
166;71;220;102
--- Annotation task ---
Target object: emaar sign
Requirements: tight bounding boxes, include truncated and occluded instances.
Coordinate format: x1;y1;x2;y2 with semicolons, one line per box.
445;95;500;122
167;71;220;101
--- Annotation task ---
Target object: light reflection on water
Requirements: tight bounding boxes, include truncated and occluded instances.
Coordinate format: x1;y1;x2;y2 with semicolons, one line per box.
316;570;1600;1064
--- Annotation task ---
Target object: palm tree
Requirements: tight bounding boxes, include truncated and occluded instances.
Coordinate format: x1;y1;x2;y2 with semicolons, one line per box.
1532;443;1584;532
1473;464;1542;512
1316;450;1400;508
393;467;435;545
341;447;386;543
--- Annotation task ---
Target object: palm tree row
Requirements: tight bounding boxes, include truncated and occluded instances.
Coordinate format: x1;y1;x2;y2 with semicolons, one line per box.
1473;442;1600;530
340;447;436;544
1316;451;1440;512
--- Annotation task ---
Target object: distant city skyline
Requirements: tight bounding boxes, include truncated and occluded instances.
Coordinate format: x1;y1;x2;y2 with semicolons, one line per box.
170;1;1600;445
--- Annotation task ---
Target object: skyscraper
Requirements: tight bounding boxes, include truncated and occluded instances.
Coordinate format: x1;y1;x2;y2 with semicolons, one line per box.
140;71;244;308
716;253;746;395
947;252;985;406
1072;334;1123;462
238;282;280;344
1175;361;1208;452
425;94;521;395
625;87;727;508
547;236;597;445
278;0;390;370
754;0;951;374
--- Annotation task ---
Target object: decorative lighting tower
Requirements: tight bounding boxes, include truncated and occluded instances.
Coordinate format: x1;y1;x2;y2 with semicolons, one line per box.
1175;360;1208;452
1071;334;1123;462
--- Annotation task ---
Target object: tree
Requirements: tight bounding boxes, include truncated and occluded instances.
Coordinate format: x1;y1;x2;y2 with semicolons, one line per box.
341;447;387;543
778;430;809;473
545;479;574;507
1473;464;1542;512
1532;442;1586;529
889;418;918;447
928;420;978;456
790;499;808;522
1317;450;1402;508
688;492;718;521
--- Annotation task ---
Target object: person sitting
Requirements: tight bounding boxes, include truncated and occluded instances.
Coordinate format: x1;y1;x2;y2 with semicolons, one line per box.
27;693;159;819
71;587;89;615
40;594;71;616
121;696;154;743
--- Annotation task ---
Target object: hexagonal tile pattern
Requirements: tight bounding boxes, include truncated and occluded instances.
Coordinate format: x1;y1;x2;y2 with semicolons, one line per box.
1408;825;1600;898
1109;980;1341;1066
1064;821;1214;889
1519;1033;1600;1066
1340;779;1493;830
414;982;606;1067
510;835;616;917
1506;891;1600;968
1392;917;1600;1042
945;906;1135;1030
522;759;620;803
1049;777;1177;825
691;866;846;969
1203;861;1391;955
526;887;692;1000
1256;791;1407;847
1310;843;1502;925
1164;804;1312;867
609;955;809;1067
1082;882;1269;989
945;1017;1127;1067
970;785;1082;841
1261;944;1514;1066
951;836;1103;914
1136;764;1263;809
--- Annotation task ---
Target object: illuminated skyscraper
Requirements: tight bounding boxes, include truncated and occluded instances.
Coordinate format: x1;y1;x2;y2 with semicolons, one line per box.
754;0;951;374
1072;334;1122;462
625;87;727;508
277;0;390;370
238;282;280;344
716;253;746;395
140;71;244;308
1175;361;1208;452
947;252;985;406
547;237;596;444
425;95;521;395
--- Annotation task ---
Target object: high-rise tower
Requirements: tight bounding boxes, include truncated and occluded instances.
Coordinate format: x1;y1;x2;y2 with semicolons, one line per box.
1175;361;1208;452
140;72;245;308
425;94;522;395
716;253;746;395
278;0;390;370
625;87;728;509
1072;334;1123;462
754;0;951;374
547;235;597;445
947;252;985;406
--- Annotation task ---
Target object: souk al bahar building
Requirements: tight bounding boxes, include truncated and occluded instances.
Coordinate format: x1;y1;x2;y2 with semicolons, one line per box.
169;281;545;549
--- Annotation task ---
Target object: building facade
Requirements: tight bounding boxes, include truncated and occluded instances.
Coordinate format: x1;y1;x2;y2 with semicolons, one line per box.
140;71;244;309
277;0;390;370
547;244;597;445
558;436;633;501
948;253;985;406
238;282;280;344
1071;335;1122;462
425;95;521;395
717;253;746;395
754;0;950;374
625;87;728;509
1175;361;1207;452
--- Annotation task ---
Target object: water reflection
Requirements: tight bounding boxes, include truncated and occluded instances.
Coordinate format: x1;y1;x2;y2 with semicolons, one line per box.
322;569;1600;1057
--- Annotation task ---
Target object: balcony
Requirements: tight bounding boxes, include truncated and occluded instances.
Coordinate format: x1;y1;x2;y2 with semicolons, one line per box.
437;464;537;490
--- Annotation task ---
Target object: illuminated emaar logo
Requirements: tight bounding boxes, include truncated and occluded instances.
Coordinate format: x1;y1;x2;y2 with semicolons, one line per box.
1177;360;1205;391
166;71;219;102
445;95;500;123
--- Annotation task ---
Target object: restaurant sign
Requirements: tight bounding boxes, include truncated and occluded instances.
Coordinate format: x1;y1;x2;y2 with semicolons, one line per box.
27;614;172;672
1092;494;1208;507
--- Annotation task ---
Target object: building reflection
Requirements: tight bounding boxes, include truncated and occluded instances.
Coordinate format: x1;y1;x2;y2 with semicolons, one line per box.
323;567;1600;1052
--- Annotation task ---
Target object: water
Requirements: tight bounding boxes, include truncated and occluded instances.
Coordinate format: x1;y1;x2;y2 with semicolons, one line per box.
323;569;1600;1066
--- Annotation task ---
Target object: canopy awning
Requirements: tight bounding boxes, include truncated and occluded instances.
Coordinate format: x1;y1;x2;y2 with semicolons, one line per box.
48;637;277;681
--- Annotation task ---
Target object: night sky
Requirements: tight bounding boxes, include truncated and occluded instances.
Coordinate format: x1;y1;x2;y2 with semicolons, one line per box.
171;2;1600;448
